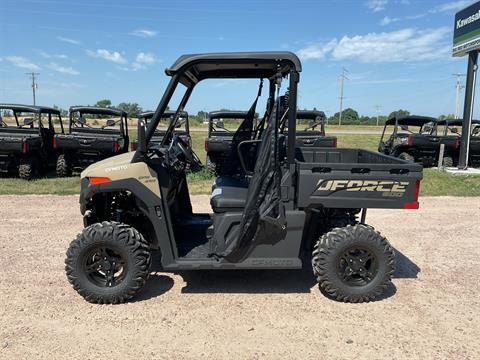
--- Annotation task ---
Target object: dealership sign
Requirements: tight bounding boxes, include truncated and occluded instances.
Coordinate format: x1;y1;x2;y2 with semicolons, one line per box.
453;1;480;56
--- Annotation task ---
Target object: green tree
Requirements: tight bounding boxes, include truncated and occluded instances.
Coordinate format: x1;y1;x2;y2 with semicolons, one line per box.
438;114;455;120
388;109;410;119
329;108;360;125
117;102;142;118
95;99;112;108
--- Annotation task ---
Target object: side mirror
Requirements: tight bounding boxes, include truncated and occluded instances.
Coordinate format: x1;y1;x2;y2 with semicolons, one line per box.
24;118;34;126
400;125;409;131
451;127;459;134
106;119;116;127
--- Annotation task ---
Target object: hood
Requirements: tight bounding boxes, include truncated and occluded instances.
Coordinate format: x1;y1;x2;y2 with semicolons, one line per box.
81;151;134;179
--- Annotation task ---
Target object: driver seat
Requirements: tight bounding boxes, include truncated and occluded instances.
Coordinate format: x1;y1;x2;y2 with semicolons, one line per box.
210;185;248;213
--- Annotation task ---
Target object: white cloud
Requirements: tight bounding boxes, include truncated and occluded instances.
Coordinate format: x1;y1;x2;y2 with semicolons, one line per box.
366;0;388;12
39;51;69;60
296;40;337;60
380;16;399;25
297;27;451;63
47;62;79;75
131;29;157;38
4;56;40;70
132;52;156;70
86;49;127;64
57;36;80;45
434;1;473;13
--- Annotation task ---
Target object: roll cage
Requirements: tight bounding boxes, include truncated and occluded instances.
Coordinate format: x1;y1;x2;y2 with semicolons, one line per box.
0;103;64;133
136;51;301;164
435;118;480;136
380;115;437;143
68;106;128;134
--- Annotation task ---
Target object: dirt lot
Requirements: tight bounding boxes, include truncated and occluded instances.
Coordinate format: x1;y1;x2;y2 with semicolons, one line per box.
0;195;478;359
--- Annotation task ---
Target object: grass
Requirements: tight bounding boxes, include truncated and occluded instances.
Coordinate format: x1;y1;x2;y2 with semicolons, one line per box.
0;131;479;196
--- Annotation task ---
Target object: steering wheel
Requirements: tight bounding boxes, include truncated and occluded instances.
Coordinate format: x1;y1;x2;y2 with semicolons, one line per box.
172;134;203;172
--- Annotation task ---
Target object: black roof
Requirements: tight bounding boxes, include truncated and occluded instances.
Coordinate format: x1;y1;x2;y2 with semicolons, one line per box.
139;110;188;120
385;115;436;126
165;52;302;86
69;106;127;117
208;110;249;120
436;118;480;126
0;103;60;115
297;110;326;120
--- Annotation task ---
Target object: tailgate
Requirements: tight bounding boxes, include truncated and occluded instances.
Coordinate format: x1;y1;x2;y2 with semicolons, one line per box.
296;148;423;209
295;135;337;147
0;131;42;154
207;134;234;153
55;133;121;153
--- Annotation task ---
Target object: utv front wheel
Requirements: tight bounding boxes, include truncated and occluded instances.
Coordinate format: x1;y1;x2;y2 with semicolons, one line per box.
65;221;151;304
18;157;37;180
442;156;453;167
56;154;72;177
312;224;395;303
398;152;414;162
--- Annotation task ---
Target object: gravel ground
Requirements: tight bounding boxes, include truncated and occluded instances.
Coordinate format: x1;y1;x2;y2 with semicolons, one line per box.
0;195;478;359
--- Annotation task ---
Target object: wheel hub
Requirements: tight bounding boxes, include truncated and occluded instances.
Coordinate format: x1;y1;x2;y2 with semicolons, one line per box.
83;246;127;287
338;247;377;286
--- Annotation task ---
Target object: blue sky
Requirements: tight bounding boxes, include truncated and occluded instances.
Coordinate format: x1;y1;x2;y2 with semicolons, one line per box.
0;0;476;117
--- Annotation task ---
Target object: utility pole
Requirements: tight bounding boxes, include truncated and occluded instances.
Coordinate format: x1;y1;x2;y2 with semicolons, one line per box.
338;67;349;126
374;105;382;126
453;73;466;119
25;72;39;106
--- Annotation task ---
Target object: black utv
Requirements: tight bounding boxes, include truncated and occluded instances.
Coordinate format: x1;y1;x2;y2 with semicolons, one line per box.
0;104;64;179
205;109;336;175
130;111;190;151
378;115;444;166
435;118;480;167
54;106;129;176
65;52;423;305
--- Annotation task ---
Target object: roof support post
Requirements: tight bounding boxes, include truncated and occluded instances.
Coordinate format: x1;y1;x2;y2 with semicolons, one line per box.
287;70;299;164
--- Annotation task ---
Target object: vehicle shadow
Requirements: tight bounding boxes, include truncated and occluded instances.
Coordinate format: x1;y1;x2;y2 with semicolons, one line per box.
131;273;174;302
179;266;317;294
392;247;421;279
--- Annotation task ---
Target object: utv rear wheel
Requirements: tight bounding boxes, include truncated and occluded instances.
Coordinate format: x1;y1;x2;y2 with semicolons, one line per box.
206;155;216;173
312;224;395;303
18;157;37;180
65;221;151;304
56;154;72;177
442;156;453;167
398;152;414;162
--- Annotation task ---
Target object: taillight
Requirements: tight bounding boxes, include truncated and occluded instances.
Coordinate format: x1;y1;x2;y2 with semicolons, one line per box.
404;180;420;209
407;135;414;146
22;139;27;154
113;141;119;152
131;142;137;151
88;177;111;185
204;138;208;152
332;138;337;147
53;136;57;149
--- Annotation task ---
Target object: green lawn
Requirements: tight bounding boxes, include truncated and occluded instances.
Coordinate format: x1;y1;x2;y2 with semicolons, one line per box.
0;131;479;196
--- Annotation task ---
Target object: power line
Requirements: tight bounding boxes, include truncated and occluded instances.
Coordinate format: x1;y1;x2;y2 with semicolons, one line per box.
25;72;39;106
338;66;349;126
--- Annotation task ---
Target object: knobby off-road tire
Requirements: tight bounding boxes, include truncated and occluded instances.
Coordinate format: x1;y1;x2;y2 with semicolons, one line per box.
56;154;72;177
312;224;395;303
398;152;414;162
442;156;454;167
325;212;358;232
65;221;151;304
18;157;37;180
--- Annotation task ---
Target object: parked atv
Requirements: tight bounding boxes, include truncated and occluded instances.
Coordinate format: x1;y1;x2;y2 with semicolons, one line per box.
378;115;443;166
54;106;129;176
435;118;480;167
130;111;190;151
0;104;64;179
65;52;423;305
205;109;336;175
